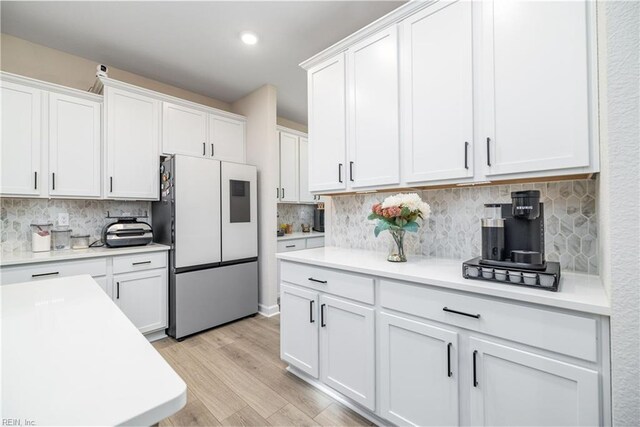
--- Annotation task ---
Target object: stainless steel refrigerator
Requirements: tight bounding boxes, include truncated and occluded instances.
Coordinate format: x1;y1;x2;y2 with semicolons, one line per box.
152;155;258;340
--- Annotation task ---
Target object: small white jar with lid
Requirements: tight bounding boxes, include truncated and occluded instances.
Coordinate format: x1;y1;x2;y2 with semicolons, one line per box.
30;223;53;252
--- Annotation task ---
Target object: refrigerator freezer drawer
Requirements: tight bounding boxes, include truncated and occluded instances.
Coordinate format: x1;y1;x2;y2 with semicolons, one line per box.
170;261;258;339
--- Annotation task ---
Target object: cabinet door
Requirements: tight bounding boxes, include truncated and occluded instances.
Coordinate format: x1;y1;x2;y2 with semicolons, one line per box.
162;102;208;157
402;1;474;183
105;86;160;200
279;132;299;202
93;276;110;298
298;137;315;203
469;337;599;426
379;312;459;426
114;269;168;334
348;26;400;188
307;54;347;192
0;80;42;196
49;93;101;198
320;294;375;410
209;115;246;163
280;284;319;377
482;0;593;176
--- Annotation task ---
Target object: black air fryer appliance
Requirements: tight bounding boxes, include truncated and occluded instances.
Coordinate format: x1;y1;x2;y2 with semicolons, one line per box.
463;190;561;291
313;206;325;232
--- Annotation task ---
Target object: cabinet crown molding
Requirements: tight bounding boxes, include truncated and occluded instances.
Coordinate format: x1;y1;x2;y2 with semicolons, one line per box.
99;76;247;122
0;71;103;102
299;0;435;70
277;126;308;138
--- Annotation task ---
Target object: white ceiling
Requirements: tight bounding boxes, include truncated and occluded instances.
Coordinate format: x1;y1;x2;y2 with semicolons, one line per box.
0;1;404;124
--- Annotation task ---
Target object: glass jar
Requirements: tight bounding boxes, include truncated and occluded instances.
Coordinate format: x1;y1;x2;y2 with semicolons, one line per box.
71;234;90;250
30;223;53;252
52;228;72;250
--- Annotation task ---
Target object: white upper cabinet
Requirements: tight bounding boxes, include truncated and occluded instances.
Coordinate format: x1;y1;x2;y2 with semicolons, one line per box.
298;137;315;203
308;53;347;192
0;80;42;197
348;26;400;188
401;1;474;183
162;102;208;157
482;0;594;176
279;131;299;202
209;115;245;163
105;86;160;200
49;93;101;198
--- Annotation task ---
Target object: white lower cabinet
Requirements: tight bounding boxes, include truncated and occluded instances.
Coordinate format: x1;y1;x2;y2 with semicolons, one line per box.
320;295;375;410
379;312;459;426
280;284;319;377
279;260;608;426
469;337;599;427
114;268;168;335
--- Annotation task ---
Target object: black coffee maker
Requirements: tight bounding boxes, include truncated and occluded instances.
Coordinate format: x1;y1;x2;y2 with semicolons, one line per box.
463;190;561;291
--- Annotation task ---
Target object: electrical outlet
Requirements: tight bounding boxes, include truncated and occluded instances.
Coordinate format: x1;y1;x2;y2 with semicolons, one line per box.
57;212;69;227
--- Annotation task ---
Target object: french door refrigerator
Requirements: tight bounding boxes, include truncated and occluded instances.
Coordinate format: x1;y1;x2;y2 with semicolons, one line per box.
153;155;258;340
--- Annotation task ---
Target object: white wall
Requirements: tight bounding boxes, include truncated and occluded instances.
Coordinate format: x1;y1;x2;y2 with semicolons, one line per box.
598;1;640;425
232;85;280;315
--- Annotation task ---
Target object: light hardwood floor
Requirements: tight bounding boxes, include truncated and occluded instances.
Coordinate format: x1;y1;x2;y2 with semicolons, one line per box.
153;315;375;427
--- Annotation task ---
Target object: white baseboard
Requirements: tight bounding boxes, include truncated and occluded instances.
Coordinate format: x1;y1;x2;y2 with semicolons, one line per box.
286;366;388;426
258;303;280;317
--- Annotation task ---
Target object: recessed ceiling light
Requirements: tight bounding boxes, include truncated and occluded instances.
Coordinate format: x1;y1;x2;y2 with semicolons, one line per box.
240;31;259;45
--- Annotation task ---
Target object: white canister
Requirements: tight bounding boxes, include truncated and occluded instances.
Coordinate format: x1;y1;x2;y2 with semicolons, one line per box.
30;223;53;252
494;269;507;281
523;272;538;286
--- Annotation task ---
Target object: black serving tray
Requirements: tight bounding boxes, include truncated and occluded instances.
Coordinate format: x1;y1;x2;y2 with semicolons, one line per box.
462;257;561;292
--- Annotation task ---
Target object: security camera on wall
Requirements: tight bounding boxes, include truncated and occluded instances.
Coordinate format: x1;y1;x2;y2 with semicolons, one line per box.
96;64;108;78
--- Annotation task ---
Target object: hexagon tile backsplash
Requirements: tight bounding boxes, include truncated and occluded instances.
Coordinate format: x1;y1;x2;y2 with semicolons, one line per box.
329;179;598;274
1;199;151;253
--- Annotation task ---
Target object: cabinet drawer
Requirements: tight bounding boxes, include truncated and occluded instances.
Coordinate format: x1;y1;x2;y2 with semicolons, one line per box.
281;261;374;304
306;237;325;249
278;239;306;253
1;258;107;285
380;280;598;362
113;251;167;274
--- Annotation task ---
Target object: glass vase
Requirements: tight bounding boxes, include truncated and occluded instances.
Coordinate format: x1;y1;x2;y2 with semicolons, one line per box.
387;229;407;262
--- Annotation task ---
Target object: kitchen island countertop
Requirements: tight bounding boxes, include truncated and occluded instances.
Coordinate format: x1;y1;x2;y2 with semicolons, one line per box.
0;274;186;425
277;246;610;316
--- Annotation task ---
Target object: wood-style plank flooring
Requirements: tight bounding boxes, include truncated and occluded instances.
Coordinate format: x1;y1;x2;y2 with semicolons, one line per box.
153;315;375;427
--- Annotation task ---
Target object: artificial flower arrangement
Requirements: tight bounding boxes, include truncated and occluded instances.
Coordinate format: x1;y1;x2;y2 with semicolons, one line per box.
368;193;431;262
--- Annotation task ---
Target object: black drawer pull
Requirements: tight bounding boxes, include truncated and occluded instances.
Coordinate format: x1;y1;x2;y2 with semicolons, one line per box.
443;307;481;319
132;260;152;266
203;142;206;156
349;161;354;182
52;172;56;190
486;137;491;167
308;277;327;284
211;143;214;157
285;245;296;248
117;281;120;299
309;300;315;323
447;342;453;377
32;271;59;278
338;163;343;183
320;303;326;327
34;171;38;190
464;142;469;170
473;350;479;387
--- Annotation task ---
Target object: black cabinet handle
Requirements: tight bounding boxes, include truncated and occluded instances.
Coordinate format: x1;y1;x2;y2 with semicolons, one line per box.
110;176;113;193
117;282;120;299
31;271;59;278
447;342;453;377
473;350;479;387
211;143;214;157
464;142;469;170
349;161;354;182
132;260;151;266
203;142;206;156
320;303;326;327
443;307;481;319
308;277;327;284
34;171;38;190
338;163;343;183
309;300;315;323
282;188;285;199
285;244;296;248
486;137;491;167
277;187;280;198
52;172;56;190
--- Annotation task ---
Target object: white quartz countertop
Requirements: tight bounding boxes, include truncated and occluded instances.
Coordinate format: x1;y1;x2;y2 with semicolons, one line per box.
277;247;611;316
0;274;186;425
277;231;325;241
0;243;170;267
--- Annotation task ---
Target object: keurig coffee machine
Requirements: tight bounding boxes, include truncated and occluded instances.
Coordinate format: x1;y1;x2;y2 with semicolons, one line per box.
463;190;561;291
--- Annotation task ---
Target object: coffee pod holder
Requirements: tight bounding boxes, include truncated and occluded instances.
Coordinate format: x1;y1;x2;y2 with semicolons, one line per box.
462;257;561;292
